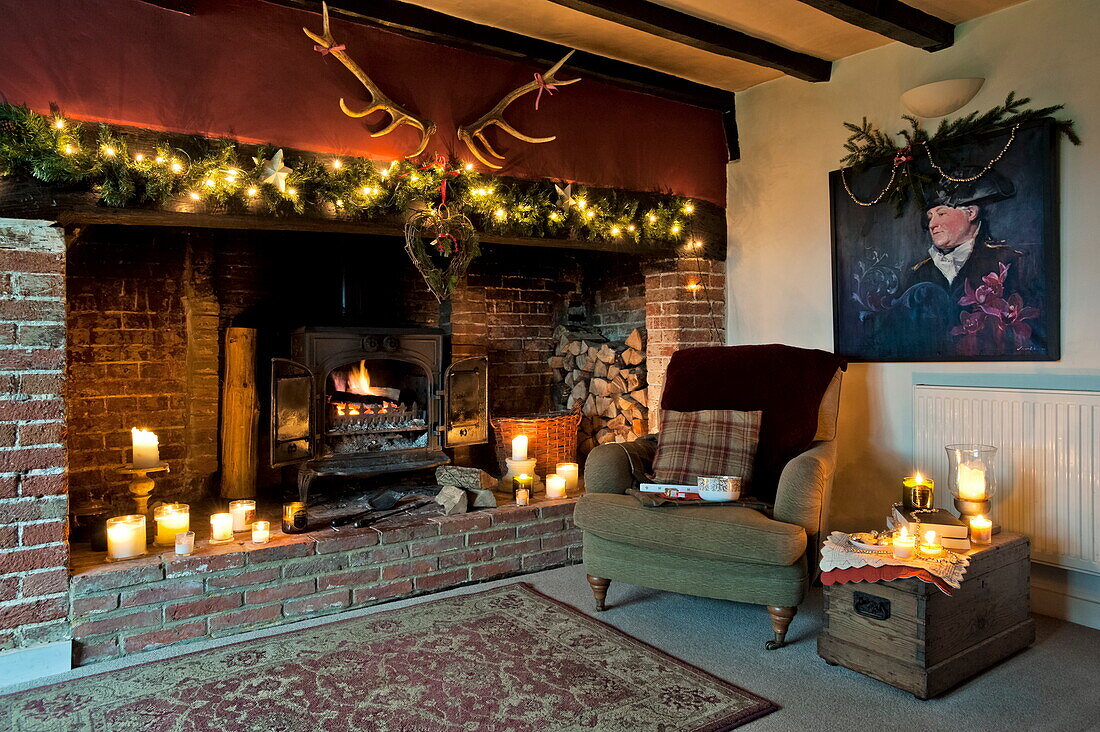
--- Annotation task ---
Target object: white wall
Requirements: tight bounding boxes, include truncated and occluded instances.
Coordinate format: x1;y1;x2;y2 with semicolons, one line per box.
727;0;1100;625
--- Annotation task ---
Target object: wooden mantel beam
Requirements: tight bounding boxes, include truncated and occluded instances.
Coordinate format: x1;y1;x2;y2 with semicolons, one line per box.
547;0;831;82
795;0;954;51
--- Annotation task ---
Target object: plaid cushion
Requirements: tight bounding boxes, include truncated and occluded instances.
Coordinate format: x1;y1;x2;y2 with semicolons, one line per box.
651;409;762;487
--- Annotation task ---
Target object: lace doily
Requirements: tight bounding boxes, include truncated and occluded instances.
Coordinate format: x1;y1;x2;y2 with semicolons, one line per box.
820;531;970;589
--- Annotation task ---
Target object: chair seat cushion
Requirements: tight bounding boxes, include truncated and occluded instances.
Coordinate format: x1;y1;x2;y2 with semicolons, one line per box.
574;493;807;566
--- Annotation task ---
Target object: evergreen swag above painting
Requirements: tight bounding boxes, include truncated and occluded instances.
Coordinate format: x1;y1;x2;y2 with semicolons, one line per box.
0;104;701;300
838;92;1078;216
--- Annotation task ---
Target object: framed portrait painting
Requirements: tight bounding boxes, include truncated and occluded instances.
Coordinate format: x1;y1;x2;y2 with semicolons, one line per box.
830;119;1059;362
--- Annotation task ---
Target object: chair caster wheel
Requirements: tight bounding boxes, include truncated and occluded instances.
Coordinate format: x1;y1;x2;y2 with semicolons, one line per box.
765;640;784;651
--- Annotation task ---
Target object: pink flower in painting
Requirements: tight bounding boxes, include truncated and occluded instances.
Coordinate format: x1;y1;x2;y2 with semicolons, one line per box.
950;310;986;337
1001;293;1040;349
958;263;1009;315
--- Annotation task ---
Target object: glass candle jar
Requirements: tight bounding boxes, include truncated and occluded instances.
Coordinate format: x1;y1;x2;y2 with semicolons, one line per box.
512;473;534;501
106;515;147;560
556;462;579;491
229;500;257;532
902;473;935;511
251;520;270;544
282;502;308;534
946;444;998;522
210;512;234;544
174;530;195;556
545;474;567;499
153;503;189;546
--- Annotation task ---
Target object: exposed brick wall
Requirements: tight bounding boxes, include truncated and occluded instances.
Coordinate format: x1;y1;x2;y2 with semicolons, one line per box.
645;258;727;429
588;257;646;342
0;219;70;652
451;246;584;417
69;499;580;665
66;229;196;507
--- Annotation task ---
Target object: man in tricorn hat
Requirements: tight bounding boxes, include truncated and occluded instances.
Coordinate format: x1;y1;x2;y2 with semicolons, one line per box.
903;169;1026;296
883;169;1040;357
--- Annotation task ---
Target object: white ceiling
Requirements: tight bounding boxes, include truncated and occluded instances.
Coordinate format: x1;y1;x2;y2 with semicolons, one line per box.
399;0;1030;91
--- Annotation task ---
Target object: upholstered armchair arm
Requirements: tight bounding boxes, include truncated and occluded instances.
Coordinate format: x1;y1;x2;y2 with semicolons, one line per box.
583;435;658;494
772;440;837;542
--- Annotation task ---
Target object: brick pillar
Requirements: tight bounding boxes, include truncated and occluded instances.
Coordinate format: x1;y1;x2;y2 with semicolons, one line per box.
0;219;70;652
644;258;726;430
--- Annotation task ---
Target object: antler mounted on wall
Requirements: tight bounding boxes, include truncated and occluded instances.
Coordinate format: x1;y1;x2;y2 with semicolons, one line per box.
458;52;581;169
303;2;435;158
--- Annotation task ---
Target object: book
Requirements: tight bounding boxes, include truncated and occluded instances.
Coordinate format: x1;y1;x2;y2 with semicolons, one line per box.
640;482;702;500
891;504;969;539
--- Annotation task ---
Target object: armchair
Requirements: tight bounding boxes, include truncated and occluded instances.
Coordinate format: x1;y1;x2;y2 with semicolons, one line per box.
574;345;844;649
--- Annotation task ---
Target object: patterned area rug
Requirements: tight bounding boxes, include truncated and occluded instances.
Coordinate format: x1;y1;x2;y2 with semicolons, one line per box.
1;584;777;731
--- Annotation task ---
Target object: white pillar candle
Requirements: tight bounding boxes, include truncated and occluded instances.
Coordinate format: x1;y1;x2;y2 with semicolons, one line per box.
970;515;993;545
229;500;256;532
106;515;146;560
556;462;579;491
131;427;160;469
153;503;190;546
251;520;270;544
957;463;987;501
892;527;916;560
210;512;234;543
175;530;195;556
546;474;567;499
511;434;529;461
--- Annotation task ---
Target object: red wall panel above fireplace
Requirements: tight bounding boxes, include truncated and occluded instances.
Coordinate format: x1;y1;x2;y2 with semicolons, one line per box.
0;0;727;206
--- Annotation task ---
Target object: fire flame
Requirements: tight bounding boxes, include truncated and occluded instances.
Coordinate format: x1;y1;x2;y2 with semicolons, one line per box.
332;360;374;395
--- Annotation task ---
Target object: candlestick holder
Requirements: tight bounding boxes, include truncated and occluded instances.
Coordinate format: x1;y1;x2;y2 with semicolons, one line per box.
118;461;170;516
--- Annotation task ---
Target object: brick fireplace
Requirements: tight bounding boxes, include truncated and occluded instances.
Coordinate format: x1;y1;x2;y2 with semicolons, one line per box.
0;216;724;667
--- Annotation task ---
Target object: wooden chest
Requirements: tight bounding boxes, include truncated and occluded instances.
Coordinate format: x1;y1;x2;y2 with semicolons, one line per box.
817;532;1034;699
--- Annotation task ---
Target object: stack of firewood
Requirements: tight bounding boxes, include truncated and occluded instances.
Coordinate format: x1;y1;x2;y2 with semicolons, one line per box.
549;326;648;454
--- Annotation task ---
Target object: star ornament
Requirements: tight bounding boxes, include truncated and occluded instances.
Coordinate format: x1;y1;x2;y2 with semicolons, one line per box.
253;149;292;193
554;183;573;208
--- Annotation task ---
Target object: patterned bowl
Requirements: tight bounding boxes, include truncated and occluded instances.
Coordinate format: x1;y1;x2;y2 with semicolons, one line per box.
696;475;743;502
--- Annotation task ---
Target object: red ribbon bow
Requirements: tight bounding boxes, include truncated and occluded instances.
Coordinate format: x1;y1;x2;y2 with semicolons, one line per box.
533;73;556;110
313;43;346;56
893;146;914;167
399;155;462;204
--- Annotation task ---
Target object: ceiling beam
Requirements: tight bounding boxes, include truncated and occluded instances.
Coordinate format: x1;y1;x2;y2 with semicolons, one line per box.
546;0;831;82
795;0;954;51
267;0;741;158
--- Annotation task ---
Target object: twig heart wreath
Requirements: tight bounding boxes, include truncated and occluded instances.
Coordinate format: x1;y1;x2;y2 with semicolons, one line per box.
838;92;1079;216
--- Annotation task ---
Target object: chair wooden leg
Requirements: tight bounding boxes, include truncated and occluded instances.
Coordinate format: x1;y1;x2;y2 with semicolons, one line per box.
765;605;797;650
586;575;610;611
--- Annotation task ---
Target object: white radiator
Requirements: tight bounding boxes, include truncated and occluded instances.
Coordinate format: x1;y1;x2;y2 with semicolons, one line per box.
914;385;1100;576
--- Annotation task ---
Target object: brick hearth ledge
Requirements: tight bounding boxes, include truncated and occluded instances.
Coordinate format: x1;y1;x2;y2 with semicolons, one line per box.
68;498;580;666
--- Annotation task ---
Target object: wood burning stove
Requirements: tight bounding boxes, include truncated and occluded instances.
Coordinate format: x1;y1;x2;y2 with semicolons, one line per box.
270;327;487;500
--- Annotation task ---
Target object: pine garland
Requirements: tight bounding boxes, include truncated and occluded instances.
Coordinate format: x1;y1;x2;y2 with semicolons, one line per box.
0;104;699;247
840;92;1079;214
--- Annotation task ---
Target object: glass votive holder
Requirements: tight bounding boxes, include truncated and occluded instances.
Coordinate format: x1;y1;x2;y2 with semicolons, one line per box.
556;462;579;491
229;499;257;532
516;487;530;506
210;512;234;544
545;473;567;499
153;503;189;546
175;530;196;556
106;514;147;561
902;473;935;511
251;520;270;544
512;473;534;501
282;502;308;534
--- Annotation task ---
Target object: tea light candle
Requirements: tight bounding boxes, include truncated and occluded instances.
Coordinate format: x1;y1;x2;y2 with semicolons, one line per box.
556;462;579;491
251;520;270;544
106;515;146;560
175;530;195;556
210;512;234;543
919;529;944;558
511;434;529;461
958;463;988;501
892;527;916;560
131;427;160;469
515;487;530;506
513;473;534;501
970;515;993;545
229;500;256;532
546;473;567;499
153;503;189;546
